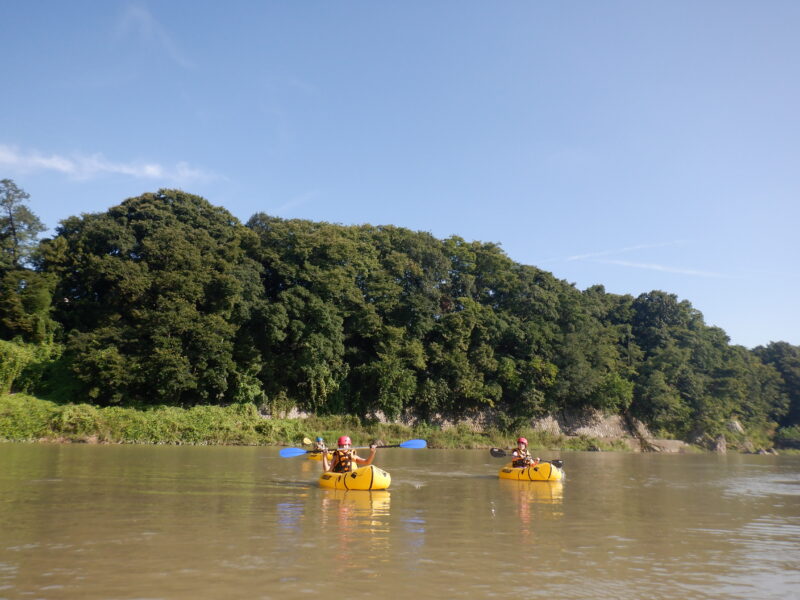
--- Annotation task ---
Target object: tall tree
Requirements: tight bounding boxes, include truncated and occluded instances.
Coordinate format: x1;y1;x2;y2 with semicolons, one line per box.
0;180;55;343
0;179;45;270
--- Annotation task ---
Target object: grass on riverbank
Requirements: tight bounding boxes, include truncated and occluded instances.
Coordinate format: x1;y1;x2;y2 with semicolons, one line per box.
0;393;631;451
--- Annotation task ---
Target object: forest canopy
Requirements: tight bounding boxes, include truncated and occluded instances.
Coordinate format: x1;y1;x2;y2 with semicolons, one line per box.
1;184;798;446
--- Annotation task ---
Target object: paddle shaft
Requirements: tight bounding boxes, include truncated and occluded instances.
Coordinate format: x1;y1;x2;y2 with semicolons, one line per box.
314;444;401;452
281;438;426;458
490;447;541;458
490;448;563;468
319;439;426;451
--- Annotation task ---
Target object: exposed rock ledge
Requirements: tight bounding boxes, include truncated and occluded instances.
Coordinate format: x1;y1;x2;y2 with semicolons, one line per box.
529;410;689;453
392;408;691;452
271;406;692;452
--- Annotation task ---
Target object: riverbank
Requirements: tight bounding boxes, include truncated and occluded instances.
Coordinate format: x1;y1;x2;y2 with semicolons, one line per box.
8;393;787;453
1;393;638;451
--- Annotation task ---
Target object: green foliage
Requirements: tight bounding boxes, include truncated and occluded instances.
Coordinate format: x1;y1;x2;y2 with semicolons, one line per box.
590;372;634;412
0;270;58;342
774;425;800;448
56;403;103;436
0;181;56;344
0;393;60;439
40;190;264;406
3;189;795;449
0;395;294;445
1;179;45;270
0;340;35;394
561;434;631;452
0;339;60;395
412;423;496;449
754;342;800;427
635;369;692;435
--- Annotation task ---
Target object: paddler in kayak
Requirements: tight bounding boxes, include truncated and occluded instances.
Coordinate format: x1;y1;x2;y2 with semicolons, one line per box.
321;435;377;473
511;437;540;468
312;436;326;451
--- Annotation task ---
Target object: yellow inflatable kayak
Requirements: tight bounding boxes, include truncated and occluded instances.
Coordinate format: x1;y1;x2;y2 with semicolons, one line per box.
319;465;391;490
307;451;333;461
498;461;564;481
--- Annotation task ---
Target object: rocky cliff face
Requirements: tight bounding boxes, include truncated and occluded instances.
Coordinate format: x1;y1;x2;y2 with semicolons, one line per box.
405;408;692;452
532;410;630;438
530;410;689;452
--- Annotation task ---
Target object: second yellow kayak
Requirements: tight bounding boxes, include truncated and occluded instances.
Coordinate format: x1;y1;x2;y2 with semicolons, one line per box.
498;461;564;481
307;451;333;461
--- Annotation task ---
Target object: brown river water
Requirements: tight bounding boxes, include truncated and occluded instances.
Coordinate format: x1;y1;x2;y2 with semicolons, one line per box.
1;443;798;599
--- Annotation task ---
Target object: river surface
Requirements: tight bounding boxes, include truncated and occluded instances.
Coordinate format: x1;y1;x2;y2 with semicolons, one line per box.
1;443;798;599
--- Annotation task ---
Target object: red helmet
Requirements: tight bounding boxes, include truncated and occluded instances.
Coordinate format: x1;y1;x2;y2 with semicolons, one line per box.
338;436;352;447
517;437;528;445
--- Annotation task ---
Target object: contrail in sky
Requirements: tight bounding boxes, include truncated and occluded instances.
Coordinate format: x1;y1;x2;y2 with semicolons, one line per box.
537;240;728;278
592;259;728;278
566;240;689;261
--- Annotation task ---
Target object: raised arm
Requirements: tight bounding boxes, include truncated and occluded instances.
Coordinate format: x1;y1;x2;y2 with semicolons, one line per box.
321;446;331;472
354;444;377;467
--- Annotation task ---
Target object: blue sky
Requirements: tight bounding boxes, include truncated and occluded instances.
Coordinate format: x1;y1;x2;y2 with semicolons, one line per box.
2;1;798;349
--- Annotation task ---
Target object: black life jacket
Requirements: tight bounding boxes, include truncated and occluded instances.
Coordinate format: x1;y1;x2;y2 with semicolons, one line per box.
331;449;354;473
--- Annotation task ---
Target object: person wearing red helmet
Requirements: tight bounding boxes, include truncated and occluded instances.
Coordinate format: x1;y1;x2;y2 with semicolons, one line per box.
321;435;377;473
511;436;540;468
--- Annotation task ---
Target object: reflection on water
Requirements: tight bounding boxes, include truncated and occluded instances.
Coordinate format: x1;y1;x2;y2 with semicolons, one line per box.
499;478;564;505
276;501;305;531
497;479;563;544
320;489;392;514
320;489;391;563
1;445;799;599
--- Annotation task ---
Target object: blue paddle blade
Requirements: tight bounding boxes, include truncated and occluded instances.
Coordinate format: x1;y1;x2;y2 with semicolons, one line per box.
279;447;308;458
399;439;427;449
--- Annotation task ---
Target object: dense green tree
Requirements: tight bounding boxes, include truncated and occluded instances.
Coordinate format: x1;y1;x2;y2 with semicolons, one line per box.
754;342;800;426
631;291;699;352
348;325;423;419
261;286;347;412
39;190;263;405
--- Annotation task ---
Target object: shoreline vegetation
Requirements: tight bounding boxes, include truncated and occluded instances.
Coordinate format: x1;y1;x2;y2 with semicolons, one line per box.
0;393;630;451
5;393;790;454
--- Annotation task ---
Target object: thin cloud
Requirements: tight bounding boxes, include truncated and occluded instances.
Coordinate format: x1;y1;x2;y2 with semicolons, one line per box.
593;258;729;278
0;144;215;184
538;240;728;278
537;240;689;265
566;240;689;261
116;3;194;69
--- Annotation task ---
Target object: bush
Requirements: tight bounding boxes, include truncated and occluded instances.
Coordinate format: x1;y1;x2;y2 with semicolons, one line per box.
56;403;102;436
0;394;60;440
775;425;800;449
0;339;64;396
0;340;35;394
